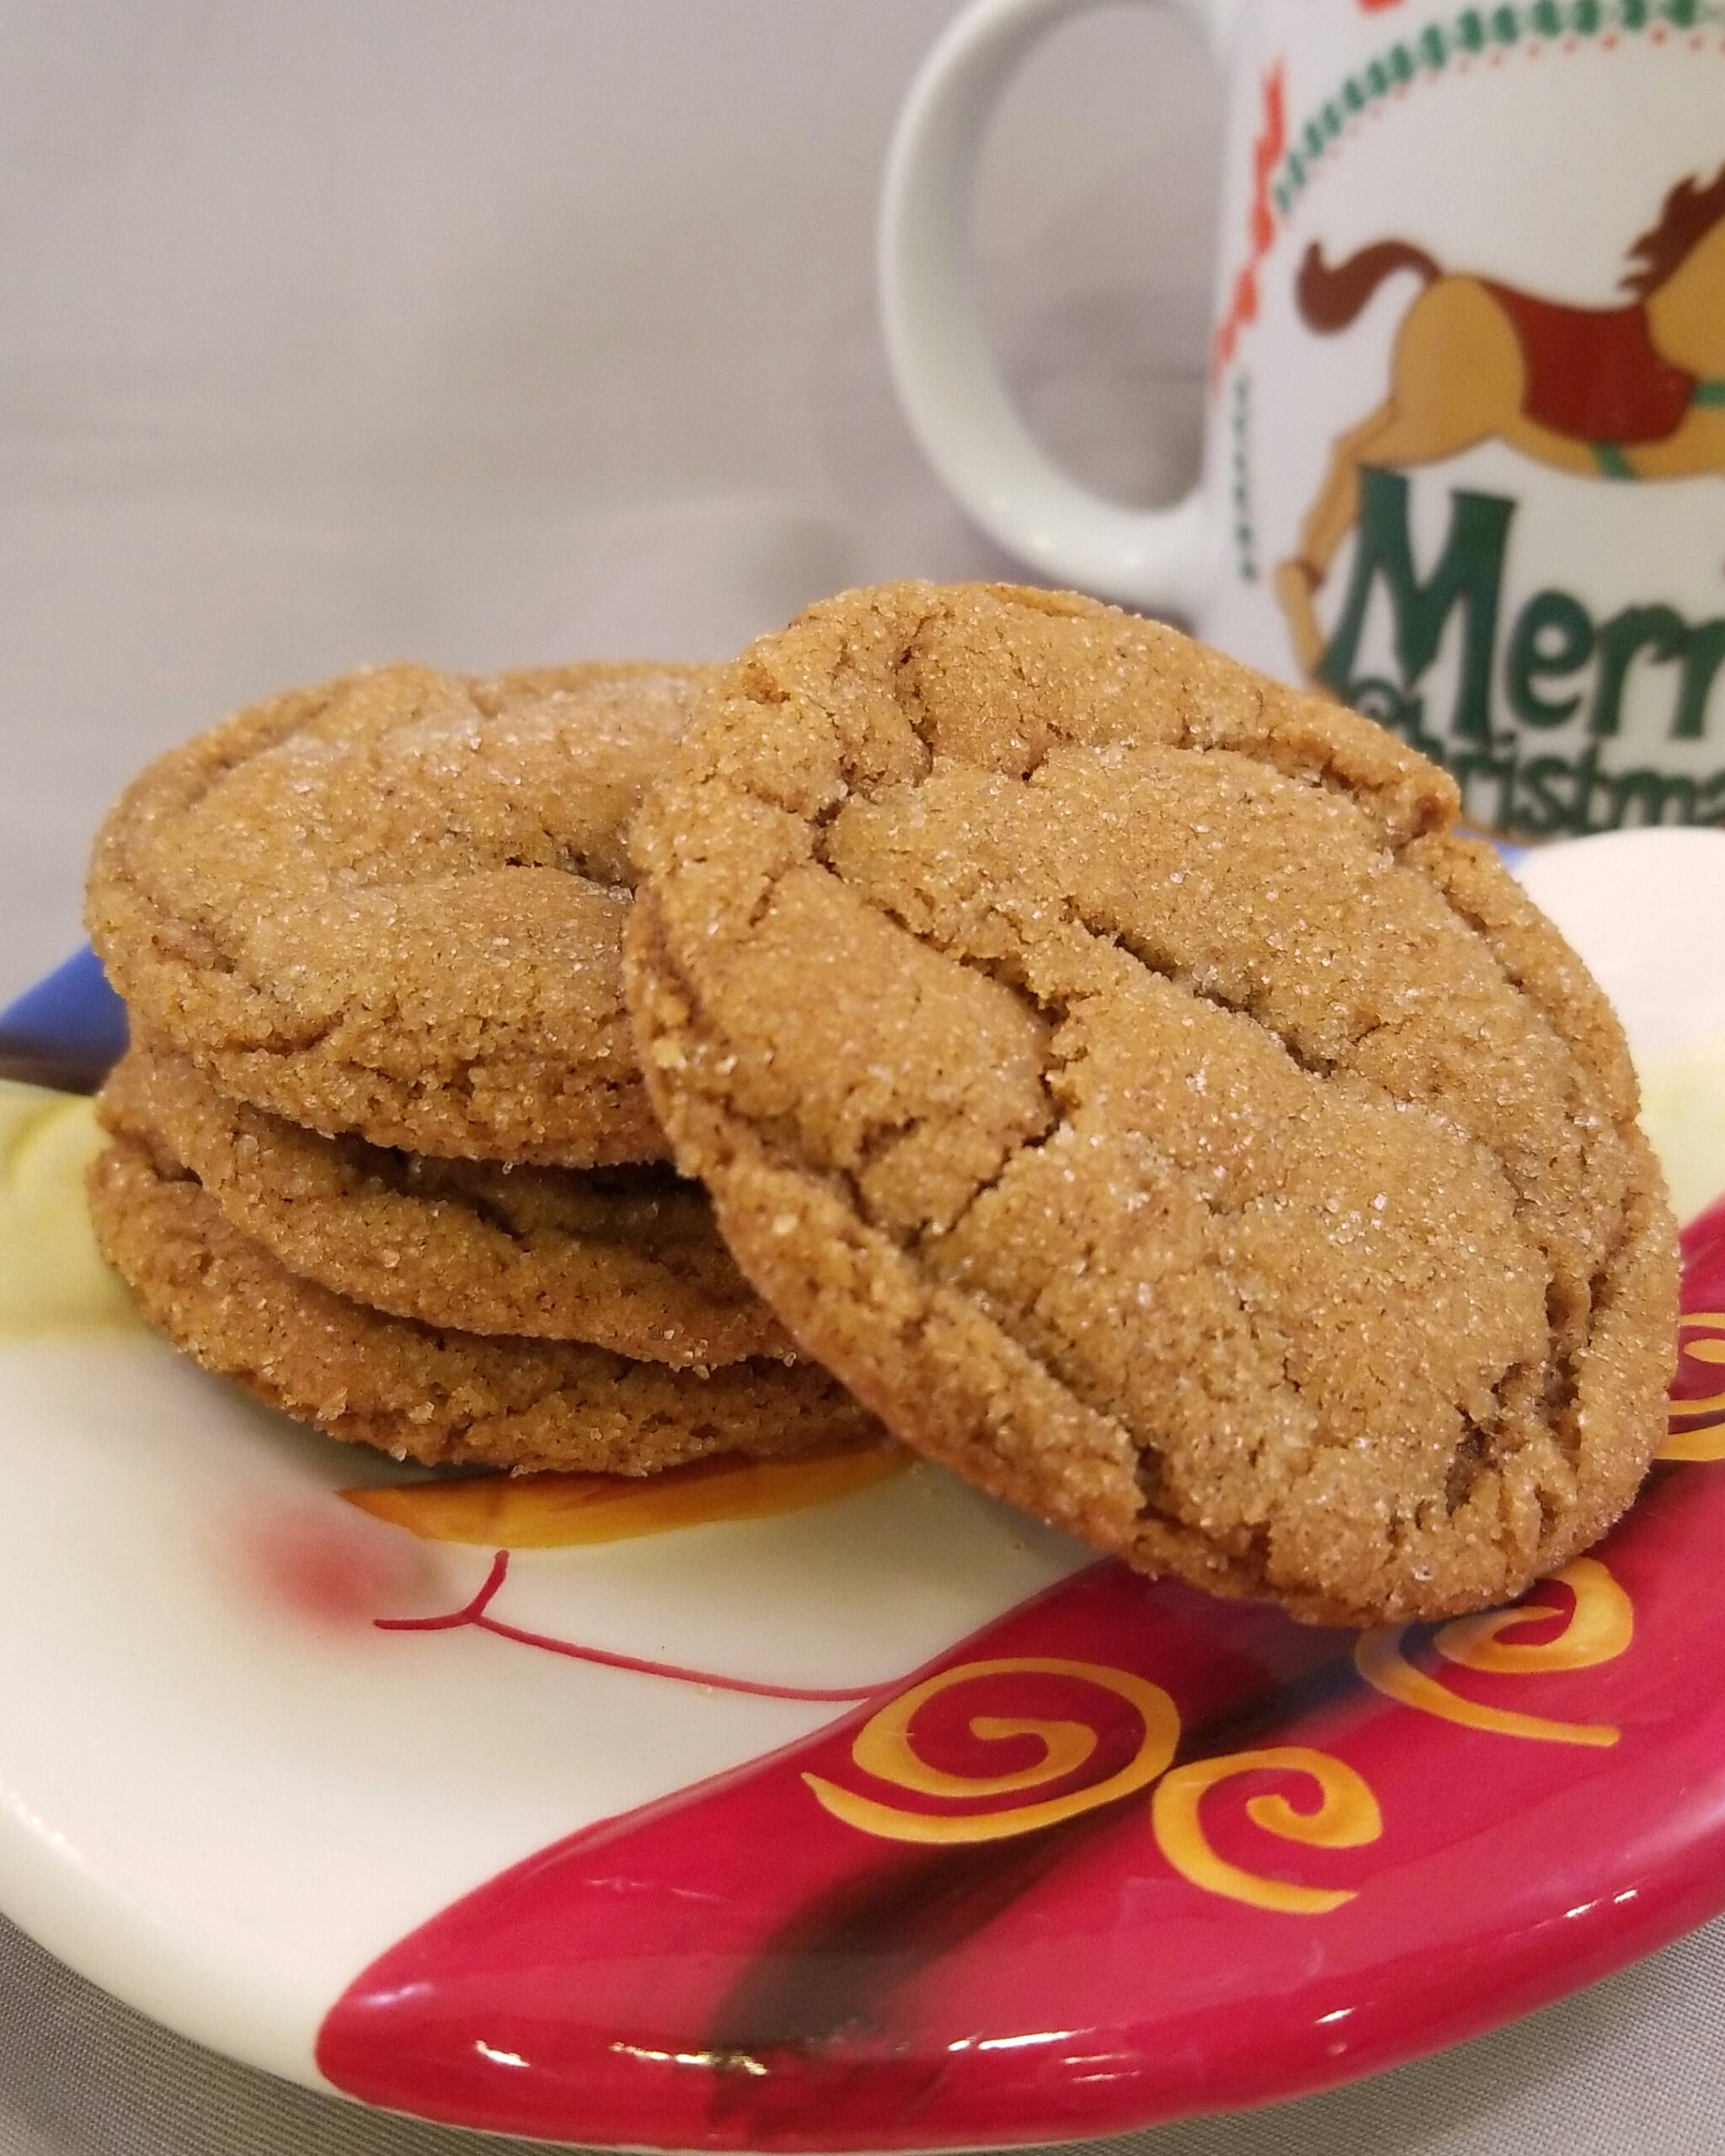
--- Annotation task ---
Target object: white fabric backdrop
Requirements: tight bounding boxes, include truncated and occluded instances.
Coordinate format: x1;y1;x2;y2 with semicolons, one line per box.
1;6;1718;2153
0;0;1215;1004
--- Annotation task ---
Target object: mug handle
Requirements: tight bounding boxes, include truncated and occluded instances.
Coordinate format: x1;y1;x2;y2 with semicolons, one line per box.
879;0;1235;617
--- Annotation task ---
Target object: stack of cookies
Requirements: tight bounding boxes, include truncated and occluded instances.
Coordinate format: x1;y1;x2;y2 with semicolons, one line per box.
83;661;882;1476
86;590;1683;1627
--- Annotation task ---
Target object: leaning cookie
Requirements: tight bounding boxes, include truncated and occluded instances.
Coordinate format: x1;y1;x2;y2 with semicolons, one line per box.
625;580;1680;1628
87;1139;877;1475
87;661;714;1166
96;1040;795;1369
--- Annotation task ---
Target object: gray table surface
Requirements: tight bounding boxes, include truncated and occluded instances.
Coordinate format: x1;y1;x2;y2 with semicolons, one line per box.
1;7;1718;2152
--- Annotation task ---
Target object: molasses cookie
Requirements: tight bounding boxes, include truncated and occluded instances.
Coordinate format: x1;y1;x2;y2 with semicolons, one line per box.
624;580;1679;1627
97;1039;793;1368
87;1138;876;1476
88;662;713;1166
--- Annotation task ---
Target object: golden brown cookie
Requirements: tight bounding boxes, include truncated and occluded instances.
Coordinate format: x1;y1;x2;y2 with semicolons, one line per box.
87;1137;877;1475
96;1039;793;1368
625;581;1680;1627
87;661;713;1166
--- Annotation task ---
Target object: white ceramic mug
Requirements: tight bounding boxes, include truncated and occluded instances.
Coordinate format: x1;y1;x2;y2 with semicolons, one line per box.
879;0;1725;838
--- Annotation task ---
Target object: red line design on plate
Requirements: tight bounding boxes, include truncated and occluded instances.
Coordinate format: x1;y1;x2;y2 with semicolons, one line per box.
376;1550;893;1702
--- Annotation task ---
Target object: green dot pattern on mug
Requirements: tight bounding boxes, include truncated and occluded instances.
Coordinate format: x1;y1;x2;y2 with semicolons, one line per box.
1230;372;1258;585
1271;0;1725;219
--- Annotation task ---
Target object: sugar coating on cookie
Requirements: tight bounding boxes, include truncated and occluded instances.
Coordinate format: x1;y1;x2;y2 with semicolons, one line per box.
99;1039;794;1366
88;662;714;1165
625;581;1679;1626
96;1042;796;1367
87;1139;875;1475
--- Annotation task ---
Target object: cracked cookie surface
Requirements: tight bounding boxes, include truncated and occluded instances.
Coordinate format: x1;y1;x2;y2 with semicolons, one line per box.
87;661;714;1165
625;581;1679;1626
97;1040;794;1367
87;1138;873;1474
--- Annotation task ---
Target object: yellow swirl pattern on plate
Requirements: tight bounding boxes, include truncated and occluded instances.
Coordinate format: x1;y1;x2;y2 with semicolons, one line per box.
1151;1746;1383;1915
1354;1558;1631;1748
803;1657;1182;1844
1663;1313;1725;1460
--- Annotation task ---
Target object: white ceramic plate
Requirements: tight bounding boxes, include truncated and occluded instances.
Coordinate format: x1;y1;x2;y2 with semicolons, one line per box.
2;827;1724;2148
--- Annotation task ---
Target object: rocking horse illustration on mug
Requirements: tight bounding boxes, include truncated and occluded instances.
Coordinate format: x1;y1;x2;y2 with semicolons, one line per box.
1275;163;1725;678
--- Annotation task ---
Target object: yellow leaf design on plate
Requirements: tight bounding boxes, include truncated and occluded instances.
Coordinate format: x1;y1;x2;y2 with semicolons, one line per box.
0;1081;141;1335
341;1433;911;1546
